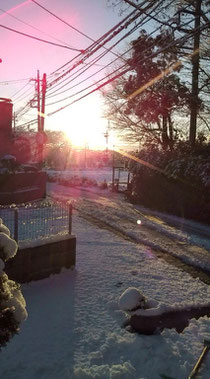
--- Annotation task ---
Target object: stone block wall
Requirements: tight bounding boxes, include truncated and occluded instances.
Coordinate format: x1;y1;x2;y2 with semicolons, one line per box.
5;235;76;283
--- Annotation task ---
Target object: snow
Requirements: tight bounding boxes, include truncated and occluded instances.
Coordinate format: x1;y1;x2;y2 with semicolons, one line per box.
0;168;210;378
0;218;10;236
0;155;16;161
4;286;28;324
119;287;146;311
0;222;27;326
19;233;74;250
47;180;210;272
0;231;18;261
47;168;112;182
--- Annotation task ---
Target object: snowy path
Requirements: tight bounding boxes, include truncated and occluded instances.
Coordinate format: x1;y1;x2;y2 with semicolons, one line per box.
1;181;210;379
48;183;210;274
1;212;210;379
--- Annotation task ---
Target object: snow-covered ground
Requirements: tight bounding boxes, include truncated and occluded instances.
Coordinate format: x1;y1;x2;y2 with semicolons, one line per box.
48;180;210;272
46;168;115;184
1;168;210;379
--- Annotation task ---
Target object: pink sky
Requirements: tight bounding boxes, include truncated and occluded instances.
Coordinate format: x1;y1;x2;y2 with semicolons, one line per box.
0;0;134;149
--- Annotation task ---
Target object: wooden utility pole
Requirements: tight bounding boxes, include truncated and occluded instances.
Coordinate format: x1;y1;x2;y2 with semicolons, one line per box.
189;0;201;147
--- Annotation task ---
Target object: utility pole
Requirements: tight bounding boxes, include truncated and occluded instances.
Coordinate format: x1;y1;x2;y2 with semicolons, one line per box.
112;145;115;192
189;0;201;147
34;72;47;167
176;0;203;147
128;0;204;147
41;73;47;132
30;70;41;131
104;120;110;154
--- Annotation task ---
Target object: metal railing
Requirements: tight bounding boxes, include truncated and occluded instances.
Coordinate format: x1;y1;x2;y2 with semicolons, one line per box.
0;200;73;243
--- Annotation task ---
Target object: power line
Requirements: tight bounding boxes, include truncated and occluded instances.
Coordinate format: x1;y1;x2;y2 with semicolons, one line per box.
12;2;156;119
0;77;31;84
41;5;172;107
12;85;34;102
47;19;210;117
46;0;175;99
46;14;147;98
46;63;128;106
49;7;140;76
0;7;75;49
31;0;143;61
15;1;205;125
31;0;104;43
47;67;129;117
16;118;37;129
46;5;175;103
10;82;30;98
47;0;168;90
47;5;154;88
15;2;200;123
0;23;83;52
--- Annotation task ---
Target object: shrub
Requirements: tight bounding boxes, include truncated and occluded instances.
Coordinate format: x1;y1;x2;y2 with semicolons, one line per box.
0;220;27;349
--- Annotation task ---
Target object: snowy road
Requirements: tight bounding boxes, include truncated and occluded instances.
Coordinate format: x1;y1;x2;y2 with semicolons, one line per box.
48;183;210;277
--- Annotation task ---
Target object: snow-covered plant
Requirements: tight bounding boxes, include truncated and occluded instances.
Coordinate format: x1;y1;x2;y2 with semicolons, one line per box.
0;219;27;349
0;155;18;174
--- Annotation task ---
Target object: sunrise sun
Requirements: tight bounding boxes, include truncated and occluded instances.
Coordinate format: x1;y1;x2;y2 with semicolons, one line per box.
56;96;110;150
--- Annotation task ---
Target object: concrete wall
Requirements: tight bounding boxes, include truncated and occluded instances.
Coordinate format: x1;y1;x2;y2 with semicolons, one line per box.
0;171;46;204
5;235;76;283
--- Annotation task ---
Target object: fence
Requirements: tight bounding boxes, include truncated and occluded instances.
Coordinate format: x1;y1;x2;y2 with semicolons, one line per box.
0;200;72;243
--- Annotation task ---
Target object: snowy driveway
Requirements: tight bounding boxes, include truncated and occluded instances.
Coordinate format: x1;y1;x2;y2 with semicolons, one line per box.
1;211;210;379
1;183;210;379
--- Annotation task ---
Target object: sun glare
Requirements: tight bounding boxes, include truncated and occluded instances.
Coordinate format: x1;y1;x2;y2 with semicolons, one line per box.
64;123;106;150
54;97;112;150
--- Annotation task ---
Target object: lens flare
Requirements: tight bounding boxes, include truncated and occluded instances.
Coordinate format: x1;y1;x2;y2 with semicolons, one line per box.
0;0;31;20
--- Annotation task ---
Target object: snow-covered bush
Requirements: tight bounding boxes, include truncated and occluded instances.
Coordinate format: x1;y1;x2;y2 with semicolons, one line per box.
0;155;18;174
0;219;27;349
47;172;98;188
0;155;38;175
